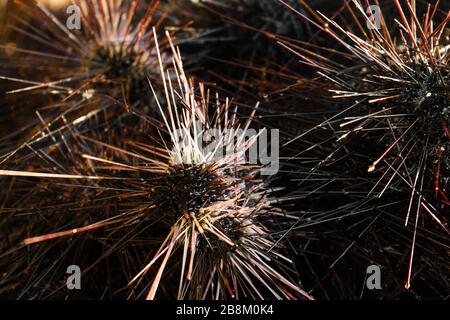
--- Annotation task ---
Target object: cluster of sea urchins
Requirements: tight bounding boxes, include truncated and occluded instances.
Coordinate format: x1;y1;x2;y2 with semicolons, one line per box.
0;0;449;300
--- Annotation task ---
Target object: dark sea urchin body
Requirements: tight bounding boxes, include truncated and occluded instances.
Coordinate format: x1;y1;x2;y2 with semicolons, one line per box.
276;0;450;297
343;44;450;210
87;43;153;104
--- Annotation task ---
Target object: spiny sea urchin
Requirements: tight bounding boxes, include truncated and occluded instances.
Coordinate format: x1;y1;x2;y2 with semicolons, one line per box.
280;0;449;290
0;35;310;300
0;0;169;157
